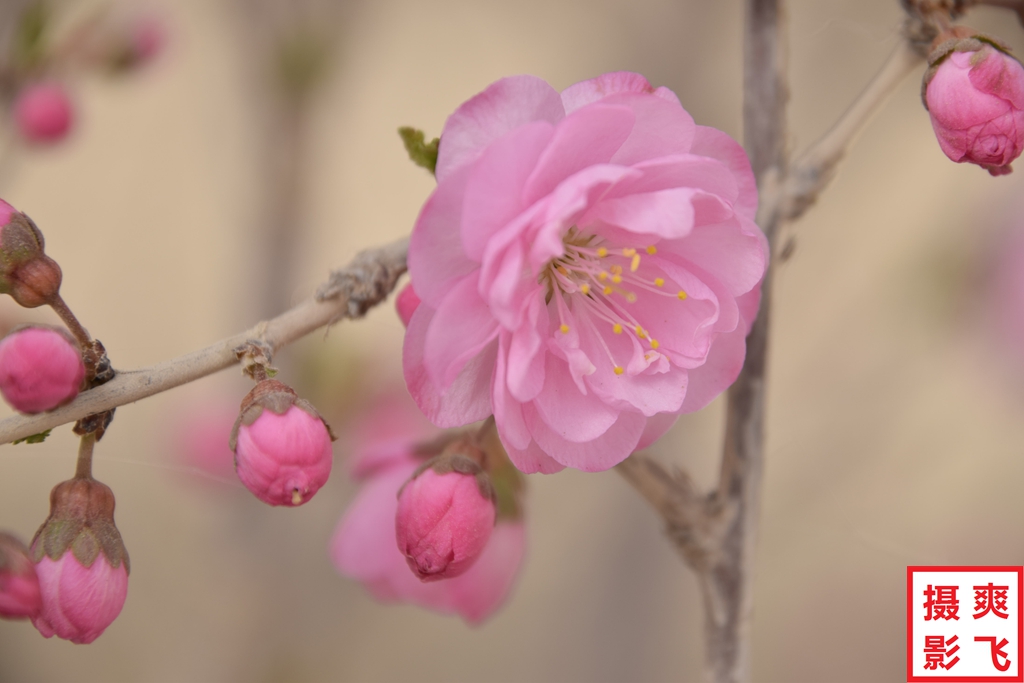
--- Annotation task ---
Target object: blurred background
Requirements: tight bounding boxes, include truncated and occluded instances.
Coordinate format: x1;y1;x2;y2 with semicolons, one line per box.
0;0;1023;681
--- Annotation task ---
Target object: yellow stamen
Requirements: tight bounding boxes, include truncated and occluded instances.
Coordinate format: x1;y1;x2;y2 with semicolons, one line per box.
646;246;657;255
650;339;660;349
557;266;568;276
597;247;608;257
610;264;623;275
292;489;303;505
625;293;637;303
630;253;641;272
614;366;625;376
635;326;647;339
560;324;569;334
677;290;688;300
611;275;622;284
603;286;613;295
622;248;637;257
598;272;608;281
613;323;623;334
654;278;665;287
579;283;590;295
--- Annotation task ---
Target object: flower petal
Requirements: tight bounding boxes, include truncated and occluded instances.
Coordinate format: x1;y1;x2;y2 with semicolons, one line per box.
689;125;758;220
560;72;657;113
424;272;500;388
524;405;646;471
436;75;564;182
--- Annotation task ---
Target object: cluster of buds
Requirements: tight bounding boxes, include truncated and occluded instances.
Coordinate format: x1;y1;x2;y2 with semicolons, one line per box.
230;344;336;506
922;26;1024;175
4;4;164;145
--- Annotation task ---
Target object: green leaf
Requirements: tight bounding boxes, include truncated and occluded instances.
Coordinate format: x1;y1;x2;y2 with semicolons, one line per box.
398;127;439;176
13;429;51;445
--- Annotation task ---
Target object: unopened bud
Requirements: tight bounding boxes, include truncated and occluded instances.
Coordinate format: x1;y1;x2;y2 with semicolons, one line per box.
29;478;129;644
230;379;335;507
13;83;73;145
395;282;421;328
0;200;63;307
923;29;1024;176
395;447;496;582
0;325;85;413
0;532;41;619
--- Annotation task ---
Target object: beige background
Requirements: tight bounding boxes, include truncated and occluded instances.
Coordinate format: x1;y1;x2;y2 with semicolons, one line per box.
2;0;1024;681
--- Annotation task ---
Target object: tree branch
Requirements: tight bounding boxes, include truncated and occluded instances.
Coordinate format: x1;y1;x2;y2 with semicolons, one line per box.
0;237;408;446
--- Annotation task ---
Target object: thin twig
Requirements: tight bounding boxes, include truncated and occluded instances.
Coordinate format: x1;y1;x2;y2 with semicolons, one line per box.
0;237;408;446
777;40;924;223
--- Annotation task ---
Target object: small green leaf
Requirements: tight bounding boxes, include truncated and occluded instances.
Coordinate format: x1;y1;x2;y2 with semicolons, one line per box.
13;429;51;445
398;127;439;176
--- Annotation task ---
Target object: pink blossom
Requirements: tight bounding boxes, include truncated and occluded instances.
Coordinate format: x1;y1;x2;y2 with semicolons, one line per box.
396;467;495;581
233;388;334;507
0;326;85;413
330;444;524;624
13;83;74;144
0;532;41;619
925;43;1024;175
395;283;421;328
31;553;128;644
404;72;767;473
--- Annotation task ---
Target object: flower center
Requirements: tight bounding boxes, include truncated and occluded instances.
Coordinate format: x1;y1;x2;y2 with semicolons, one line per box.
542;228;689;376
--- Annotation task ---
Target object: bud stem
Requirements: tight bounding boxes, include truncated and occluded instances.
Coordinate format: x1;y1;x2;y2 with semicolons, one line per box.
48;295;91;347
74;433;96;479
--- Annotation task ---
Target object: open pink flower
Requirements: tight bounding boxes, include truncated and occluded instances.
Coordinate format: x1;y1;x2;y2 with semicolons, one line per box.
404;72;767;473
330;393;525;625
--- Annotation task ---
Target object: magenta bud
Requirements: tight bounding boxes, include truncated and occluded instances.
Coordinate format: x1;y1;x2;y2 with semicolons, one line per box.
13;83;73;145
924;31;1024;175
30;478;130;644
0;326;84;413
395;283;421;328
230;379;335;507
395;454;497;582
0;532;42;619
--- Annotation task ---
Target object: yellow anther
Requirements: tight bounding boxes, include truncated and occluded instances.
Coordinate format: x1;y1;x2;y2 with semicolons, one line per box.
596;247;608;257
579;283;591;295
610;264;623;275
557;266;568;276
646;246;657;255
292;489;303;505
614;366;625;376
613;323;623;334
622;248;637;257
560;324;569;334
677;290;688;300
630;253;641;272
650;339;660;349
603;286;613;295
598;272;608;281
654;278;665;287
625;293;637;303
611;275;622;284
635;326;647;339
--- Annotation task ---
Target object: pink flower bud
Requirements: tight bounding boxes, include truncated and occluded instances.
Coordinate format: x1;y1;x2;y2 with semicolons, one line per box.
396;457;496;582
0;326;84;413
13;83;74;145
30;477;130;644
231;379;335;506
0;200;63;308
395;283;421;328
0;532;41;619
924;34;1024;175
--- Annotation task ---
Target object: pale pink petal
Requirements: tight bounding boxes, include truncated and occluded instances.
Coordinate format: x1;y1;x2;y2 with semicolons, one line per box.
501;436;565;474
675;215;767;296
602;92;696;166
460;121;555;260
531;353;621;442
524;405;646;471
436;75;564;182
969;49;1024;110
679;324;747;413
409;164;479;306
424;272;500;388
448;522;527;625
690;125;758;220
506;295;548;402
560;72;656;113
636;412;679;450
404;304;495;428
522;104;635;204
